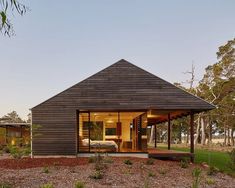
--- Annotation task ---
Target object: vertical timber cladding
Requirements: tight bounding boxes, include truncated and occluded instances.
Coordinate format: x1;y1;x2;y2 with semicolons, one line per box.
32;107;77;155
31;59;215;155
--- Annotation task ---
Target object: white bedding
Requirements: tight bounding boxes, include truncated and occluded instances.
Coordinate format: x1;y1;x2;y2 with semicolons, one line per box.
82;139;118;149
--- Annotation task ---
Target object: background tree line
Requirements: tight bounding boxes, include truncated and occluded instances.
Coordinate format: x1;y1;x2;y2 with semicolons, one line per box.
172;38;235;146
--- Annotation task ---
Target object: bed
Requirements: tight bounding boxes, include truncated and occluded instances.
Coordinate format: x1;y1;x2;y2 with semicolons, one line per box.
82;139;118;152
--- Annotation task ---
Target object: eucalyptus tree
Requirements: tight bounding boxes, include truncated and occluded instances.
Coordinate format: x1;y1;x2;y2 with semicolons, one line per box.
0;0;27;36
197;38;235;146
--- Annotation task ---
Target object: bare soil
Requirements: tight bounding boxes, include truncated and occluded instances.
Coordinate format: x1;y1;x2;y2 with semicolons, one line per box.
0;157;234;188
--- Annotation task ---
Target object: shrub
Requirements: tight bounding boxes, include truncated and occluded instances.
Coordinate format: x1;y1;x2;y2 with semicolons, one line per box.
3;145;10;153
206;178;215;185
89;170;103;179
148;171;155;177
0;144;4;150
144;177;150;188
74;181;85;188
180;158;189;168
146;158;154;165
88;156;96;163
8;145;30;159
228;148;235;170
192;168;202;188
0;182;12;188
124;159;133;165
207;165;219;176
40;183;54;188
42;166;49;174
103;156;113;164
158;168;167;175
94;161;106;171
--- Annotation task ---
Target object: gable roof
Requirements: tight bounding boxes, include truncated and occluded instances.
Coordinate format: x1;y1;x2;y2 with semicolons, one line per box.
32;59;215;111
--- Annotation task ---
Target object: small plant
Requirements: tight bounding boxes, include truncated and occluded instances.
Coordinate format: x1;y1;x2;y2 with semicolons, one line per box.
88;156;96;163
158;167;167;175
146;158;154;165
89;170;103;179
8;145;30;159
0;182;12;188
40;183;54;188
3;145;10;153
180;158;189;168
228;148;235;170
74;181;85;188
144;177;150;188
192;167;202;188
122;167;133;175
94;161;106;171
42;166;49;174
148;171;155;177
124;159;133;165
206;178;215;185
103;155;113;164
207;165;219;176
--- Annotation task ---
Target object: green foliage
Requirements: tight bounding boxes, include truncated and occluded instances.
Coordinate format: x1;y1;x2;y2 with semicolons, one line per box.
0;182;12;188
180;158;189;168
40;183;53;188
88;156;96;163
158;167;167;175
144;177;150;188
89;170;103;179
192;168;202;188
74;181;85;188
159;146;235;176
2;145;10;153
148;171;155;177
205;178;215;185
42;166;49;174
228;148;235;170
1;111;24;123
103;156;113;164
146;158;154;165
207;165;219;176
8;144;30;159
124;159;133;165
0;0;27;36
94;161;106;171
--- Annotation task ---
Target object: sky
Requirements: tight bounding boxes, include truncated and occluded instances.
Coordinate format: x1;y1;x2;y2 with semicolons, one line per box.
0;0;235;120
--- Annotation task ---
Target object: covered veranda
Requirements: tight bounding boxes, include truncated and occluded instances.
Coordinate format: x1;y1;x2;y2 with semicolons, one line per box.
146;109;196;161
77;109;198;162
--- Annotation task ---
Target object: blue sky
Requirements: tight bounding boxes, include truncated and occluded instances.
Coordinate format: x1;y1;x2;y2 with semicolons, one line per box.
0;0;235;120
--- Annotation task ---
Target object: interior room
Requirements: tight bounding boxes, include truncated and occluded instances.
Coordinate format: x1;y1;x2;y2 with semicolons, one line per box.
78;111;149;153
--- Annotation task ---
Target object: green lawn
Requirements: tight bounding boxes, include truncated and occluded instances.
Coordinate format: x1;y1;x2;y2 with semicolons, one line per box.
158;145;235;177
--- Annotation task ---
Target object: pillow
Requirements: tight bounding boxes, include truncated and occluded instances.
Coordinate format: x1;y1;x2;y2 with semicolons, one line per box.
82;138;91;146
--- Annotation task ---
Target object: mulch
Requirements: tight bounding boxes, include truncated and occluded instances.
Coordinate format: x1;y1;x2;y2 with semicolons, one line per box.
0;157;89;169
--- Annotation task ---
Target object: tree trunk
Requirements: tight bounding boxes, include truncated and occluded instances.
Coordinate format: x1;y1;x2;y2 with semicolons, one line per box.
149;126;154;144
201;117;206;145
179;123;182;143
227;128;231;146
231;129;234;146
186;128;189;145
224;126;227;146
194;116;200;145
208;115;212;145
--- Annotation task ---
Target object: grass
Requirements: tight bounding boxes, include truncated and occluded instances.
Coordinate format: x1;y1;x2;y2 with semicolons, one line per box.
158;145;234;176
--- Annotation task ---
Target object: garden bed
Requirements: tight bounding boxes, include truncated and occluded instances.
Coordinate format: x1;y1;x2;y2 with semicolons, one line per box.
0;157;234;188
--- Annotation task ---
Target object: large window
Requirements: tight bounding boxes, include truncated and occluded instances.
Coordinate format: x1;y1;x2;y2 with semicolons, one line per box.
78;111;146;152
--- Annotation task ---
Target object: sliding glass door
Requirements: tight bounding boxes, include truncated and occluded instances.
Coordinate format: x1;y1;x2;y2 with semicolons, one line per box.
77;111;147;153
